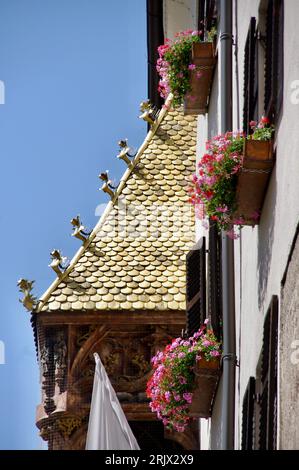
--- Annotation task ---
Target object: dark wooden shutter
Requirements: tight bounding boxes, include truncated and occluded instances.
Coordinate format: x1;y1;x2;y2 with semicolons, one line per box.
264;0;284;122
241;377;256;450
275;0;284;118
146;0;164;109
264;1;274;117
186;237;206;336
198;0;206;40
257;295;279;449
243;17;258;134
208;222;222;339
198;0;218;40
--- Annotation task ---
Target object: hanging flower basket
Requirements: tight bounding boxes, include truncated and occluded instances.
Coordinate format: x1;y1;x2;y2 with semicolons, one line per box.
188;117;275;238
184;42;216;115
189;357;221;418
156;30;216;110
234;139;274;225
146;322;221;432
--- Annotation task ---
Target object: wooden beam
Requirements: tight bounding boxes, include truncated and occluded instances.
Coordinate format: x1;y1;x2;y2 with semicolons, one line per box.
36;310;186;326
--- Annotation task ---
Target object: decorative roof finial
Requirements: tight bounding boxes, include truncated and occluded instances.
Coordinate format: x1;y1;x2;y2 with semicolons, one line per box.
71;215;91;242
99;170;117;200
49;250;70;277
17;278;38;311
139;99;159;125
117;139;136;168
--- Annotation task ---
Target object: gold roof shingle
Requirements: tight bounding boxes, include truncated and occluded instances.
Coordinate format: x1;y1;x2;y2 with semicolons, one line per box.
38;100;196;313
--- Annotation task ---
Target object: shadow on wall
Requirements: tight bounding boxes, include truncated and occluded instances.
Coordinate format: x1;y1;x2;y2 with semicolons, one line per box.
257;164;277;309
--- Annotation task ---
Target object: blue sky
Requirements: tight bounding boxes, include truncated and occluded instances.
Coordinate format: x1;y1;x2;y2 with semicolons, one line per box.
0;0;147;449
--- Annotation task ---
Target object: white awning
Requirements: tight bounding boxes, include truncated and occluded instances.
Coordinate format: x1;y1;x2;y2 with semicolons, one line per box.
86;353;140;450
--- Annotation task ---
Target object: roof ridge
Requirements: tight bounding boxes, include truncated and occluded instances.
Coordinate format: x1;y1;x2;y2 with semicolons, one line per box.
36;95;174;312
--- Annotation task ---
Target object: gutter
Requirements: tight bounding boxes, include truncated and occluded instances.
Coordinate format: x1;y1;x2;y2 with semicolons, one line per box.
219;0;236;450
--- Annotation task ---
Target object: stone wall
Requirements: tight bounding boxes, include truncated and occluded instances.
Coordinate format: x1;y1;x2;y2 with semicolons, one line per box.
279;230;299;449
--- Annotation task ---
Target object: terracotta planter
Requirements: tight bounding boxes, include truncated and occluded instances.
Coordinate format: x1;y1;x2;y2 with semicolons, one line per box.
189;358;221;418
184;42;216;116
235;139;274;225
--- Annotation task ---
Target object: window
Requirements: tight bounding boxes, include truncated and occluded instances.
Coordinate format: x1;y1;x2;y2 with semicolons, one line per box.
241;296;279;449
255;295;279;449
243;1;284;131
208;221;222;339
264;0;284;123
241;377;256;450
198;0;218;40
186;237;206;336
243;17;258;134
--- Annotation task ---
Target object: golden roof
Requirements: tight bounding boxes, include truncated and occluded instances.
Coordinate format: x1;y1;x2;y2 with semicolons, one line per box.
38;98;196;313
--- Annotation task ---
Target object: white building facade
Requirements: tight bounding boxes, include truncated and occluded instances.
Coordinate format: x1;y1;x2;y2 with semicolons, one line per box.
162;0;299;449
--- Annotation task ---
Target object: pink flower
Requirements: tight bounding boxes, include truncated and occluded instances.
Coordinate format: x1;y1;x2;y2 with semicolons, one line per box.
216;205;228;213
193;331;203;339
211;350;220;357
249;120;257;129
183;392;193;404
196;71;202;79
226;228;239;240
234;217;244;225
188;64;196;70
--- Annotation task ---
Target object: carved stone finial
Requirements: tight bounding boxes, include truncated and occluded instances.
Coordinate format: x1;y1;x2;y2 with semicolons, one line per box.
17;278;37;311
71;215;91;242
118;139;128;149
99;171;109;182
139;100;159;125
117;138;136;168
49;250;69;276
139;99;152;112
100;181;115;199
99;170;117;200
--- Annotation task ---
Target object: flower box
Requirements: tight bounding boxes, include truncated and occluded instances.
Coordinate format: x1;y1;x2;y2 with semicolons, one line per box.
234;139;274;225
189;358;220;418
184;42;216;116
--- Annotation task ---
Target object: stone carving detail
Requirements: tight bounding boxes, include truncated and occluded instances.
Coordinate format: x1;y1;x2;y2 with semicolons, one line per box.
39;421;57;442
40;336;56;415
68;325;181;416
54;330;67;393
76;325;97;348
104;350;121;375
57;416;82;439
39;329;68;414
131;352;148;376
